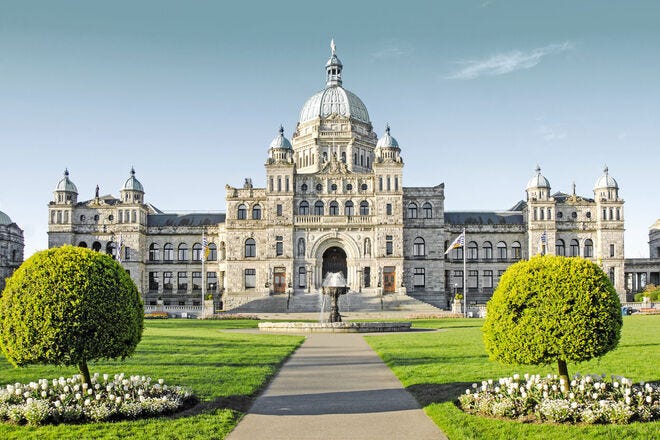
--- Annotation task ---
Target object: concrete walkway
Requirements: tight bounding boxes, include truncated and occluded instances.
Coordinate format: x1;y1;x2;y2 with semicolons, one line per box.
227;333;447;440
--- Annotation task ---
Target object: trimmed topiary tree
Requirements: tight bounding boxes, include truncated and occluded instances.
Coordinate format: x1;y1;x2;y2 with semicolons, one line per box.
483;255;622;389
0;245;143;385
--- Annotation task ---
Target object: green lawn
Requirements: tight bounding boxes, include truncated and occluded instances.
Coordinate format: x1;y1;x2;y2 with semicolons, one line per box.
365;315;660;440
0;320;304;440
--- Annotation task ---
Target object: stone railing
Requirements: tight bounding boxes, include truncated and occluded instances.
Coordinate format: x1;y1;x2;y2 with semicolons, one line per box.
294;215;375;225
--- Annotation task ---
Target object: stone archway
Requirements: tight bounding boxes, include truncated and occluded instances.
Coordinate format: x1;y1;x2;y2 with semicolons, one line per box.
322;247;347;280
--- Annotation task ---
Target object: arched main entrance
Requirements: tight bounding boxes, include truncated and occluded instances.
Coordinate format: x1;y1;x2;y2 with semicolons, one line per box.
322;247;347;280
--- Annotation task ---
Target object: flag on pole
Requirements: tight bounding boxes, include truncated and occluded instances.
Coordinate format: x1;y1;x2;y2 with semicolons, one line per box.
202;235;210;261
444;231;465;255
540;230;547;245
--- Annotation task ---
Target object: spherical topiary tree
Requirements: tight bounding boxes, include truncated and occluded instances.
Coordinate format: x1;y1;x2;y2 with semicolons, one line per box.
483;255;622;389
0;245;143;385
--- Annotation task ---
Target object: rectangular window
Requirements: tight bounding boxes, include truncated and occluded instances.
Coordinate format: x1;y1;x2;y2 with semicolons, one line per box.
269;177;274;192
298;267;307;288
386;177;391;191
454;270;464;293
192;271;202;290
414;268;425;288
148;272;159;291
610;244;615;258
468;270;478;289
276;236;284;256
245;269;256;289
483;270;493;288
207;272;217;291
163;272;173;291
363;267;371;287
386;235;393;256
467;246;478;260
379;177;383;191
276;204;283;216
386;203;392;216
454;247;464;260
285;176;289;192
394;177;399;191
177;272;188;291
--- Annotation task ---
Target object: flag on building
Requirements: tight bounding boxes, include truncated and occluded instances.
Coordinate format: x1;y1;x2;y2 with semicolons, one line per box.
444;231;465;255
203;235;210;261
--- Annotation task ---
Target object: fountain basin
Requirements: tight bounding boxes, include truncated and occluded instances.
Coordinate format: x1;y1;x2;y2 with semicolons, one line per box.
258;321;412;333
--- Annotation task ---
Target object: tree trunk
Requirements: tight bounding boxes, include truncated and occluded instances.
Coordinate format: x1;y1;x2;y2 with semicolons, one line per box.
78;360;92;386
557;359;570;393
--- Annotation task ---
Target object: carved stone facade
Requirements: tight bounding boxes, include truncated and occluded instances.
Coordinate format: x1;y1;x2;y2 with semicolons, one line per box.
0;208;24;291
625;220;660;293
47;45;634;310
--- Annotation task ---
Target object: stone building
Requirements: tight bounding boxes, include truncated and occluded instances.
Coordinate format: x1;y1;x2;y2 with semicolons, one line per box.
47;43;632;312
0;207;24;291
625;219;660;293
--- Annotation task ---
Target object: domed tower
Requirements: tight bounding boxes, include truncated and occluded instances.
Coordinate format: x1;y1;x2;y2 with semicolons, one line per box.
267;126;294;164
593;166;619;202
293;40;377;174
0;207;24;291
120;167;145;204
525;165;556;257
593;166;624;295
53;169;78;205
375;124;402;163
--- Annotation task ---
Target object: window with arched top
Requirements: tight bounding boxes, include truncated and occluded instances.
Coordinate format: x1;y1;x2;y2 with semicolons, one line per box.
237;204;247;220
359;201;369;216
512;242;521;259
483;241;493;260
163;243;174;261
106;242;116;258
252;204;262;220
570;239;580;257
329;201;339;216
149;243;160;261
497;242;507;260
299;201;310;215
584;239;594;258
467;241;478;260
208;243;217;261
413;237;425;257
178;243;188;261
78;241;88;248
192;243;203;261
422;202;432;218
245;238;256;258
345;200;354;216
407;202;418;219
556;239;565;256
314;200;324;215
92;241;102;252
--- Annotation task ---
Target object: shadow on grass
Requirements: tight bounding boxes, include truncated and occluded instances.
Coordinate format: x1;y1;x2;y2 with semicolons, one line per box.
406;382;472;406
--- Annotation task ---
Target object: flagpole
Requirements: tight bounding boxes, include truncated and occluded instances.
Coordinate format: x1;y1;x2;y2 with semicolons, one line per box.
201;230;206;318
463;228;467;318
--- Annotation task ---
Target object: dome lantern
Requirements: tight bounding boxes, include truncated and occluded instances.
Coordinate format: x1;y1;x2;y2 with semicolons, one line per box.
120;167;145;204
526;165;551;201
53;169;78;204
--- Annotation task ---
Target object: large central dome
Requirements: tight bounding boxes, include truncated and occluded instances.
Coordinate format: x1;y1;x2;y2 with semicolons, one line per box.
298;41;370;125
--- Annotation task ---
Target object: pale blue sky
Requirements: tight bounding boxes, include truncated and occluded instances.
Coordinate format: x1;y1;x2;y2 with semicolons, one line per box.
1;1;658;258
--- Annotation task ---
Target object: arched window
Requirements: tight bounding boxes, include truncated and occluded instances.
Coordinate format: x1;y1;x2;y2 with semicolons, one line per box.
178;243;188;261
556;239;565;256
512;242;521;259
345;200;354;216
192;243;203;261
584;239;594;258
92;241;101;252
483;241;493;260
314;200;324;215
78;241;88;248
106;241;116;258
570;239;580;257
359;201;369;216
252;204;262;220
208;243;217;261
407;202;418;219
149;243;160;261
298;238;305;257
497;242;507;260
329;201;339;216
163;243;174;261
237;204;247;220
245;238;256;258
413;237;425;257
467;241;478;260
299;201;310;215
422;202;432;218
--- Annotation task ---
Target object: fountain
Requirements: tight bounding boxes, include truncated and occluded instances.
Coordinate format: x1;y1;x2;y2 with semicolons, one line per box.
258;271;412;333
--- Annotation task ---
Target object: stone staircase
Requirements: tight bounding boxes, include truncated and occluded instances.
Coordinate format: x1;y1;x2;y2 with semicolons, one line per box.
226;290;445;314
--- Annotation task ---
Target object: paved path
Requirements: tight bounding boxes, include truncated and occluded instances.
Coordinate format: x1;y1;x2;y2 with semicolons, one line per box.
227;333;447;440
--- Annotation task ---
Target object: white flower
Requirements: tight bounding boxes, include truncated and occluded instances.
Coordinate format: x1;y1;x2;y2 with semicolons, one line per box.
103;374;109;381
41;391;47;398
158;379;164;385
84;399;91;406
513;373;520;380
592;393;599;399
646;396;652;403
75;393;81;400
571;402;577;409
569;392;575;399
26;397;33;404
54;400;61;408
613;381;619;388
472;383;477;389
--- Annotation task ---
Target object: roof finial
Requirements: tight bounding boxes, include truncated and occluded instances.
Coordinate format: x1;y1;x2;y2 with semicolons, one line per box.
572;181;576;196
64;168;69;177
278;125;284;135
535;164;541;174
130;166;136;176
604;164;609;174
331;38;336;56
385;123;390;135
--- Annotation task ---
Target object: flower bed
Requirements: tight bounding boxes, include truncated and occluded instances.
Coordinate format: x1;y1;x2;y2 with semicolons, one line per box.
458;373;660;424
0;373;195;425
202;313;260;320
144;311;169;319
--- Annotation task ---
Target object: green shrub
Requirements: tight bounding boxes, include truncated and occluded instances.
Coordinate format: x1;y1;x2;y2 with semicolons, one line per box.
633;285;659;302
0;246;144;384
483;256;622;387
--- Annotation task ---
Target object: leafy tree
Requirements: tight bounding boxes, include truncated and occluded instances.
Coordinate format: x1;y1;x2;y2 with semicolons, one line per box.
0;246;143;384
483;255;622;390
